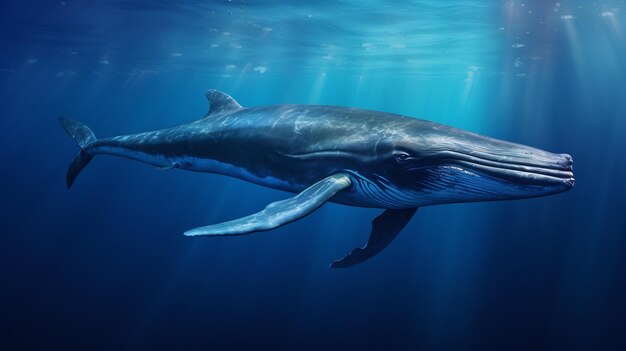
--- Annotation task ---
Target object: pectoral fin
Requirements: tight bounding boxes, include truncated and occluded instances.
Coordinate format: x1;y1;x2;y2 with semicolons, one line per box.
330;208;417;268
184;173;352;236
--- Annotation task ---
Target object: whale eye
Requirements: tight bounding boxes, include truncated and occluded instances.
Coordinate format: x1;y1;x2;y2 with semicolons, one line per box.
394;151;411;162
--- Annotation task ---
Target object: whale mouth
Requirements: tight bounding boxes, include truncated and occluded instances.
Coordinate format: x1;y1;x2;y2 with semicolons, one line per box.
437;150;575;188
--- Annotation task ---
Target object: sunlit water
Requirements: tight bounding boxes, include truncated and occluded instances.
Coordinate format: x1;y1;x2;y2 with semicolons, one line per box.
1;1;625;350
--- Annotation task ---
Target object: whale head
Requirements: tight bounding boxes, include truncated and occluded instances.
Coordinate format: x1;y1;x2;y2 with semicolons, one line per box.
363;121;574;207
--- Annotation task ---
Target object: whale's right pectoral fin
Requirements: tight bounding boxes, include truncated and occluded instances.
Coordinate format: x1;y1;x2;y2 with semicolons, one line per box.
184;173;352;237
330;207;417;268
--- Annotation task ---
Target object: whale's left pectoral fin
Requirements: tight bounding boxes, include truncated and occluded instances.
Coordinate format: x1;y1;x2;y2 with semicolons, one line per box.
330;207;417;268
184;173;352;237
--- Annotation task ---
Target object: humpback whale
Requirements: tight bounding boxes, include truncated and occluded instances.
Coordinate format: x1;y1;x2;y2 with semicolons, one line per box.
61;90;574;267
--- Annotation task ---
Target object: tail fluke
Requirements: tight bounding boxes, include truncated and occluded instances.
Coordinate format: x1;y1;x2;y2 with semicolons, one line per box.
59;117;97;188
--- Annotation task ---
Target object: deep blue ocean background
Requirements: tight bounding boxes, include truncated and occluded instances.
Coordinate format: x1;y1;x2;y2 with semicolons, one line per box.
1;1;625;350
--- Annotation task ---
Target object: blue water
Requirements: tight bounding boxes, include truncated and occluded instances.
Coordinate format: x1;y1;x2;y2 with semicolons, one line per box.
2;1;625;350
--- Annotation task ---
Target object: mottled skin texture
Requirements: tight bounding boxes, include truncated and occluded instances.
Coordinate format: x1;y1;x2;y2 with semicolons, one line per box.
90;101;574;209
61;90;574;267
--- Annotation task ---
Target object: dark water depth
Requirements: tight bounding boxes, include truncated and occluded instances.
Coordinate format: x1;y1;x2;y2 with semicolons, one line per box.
1;1;625;350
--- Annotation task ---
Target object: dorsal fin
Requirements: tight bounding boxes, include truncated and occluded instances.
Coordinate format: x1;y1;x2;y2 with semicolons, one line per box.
205;90;242;116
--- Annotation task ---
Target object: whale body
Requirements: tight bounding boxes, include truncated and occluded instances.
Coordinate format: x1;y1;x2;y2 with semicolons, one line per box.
61;90;574;267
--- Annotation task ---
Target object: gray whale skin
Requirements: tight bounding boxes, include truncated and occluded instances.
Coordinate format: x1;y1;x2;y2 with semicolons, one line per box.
60;90;574;268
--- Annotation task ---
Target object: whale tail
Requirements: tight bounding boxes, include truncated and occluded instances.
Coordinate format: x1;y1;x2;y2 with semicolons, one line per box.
59;117;97;188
